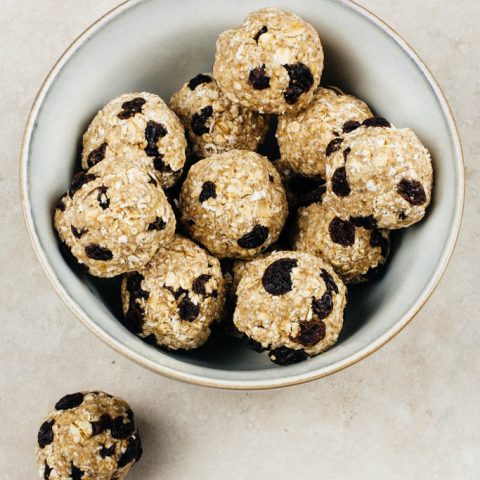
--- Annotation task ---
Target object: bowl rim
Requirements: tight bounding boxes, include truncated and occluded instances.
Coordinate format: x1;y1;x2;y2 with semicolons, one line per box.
19;0;465;390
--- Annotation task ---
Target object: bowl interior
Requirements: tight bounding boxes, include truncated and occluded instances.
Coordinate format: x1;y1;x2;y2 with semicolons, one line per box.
23;0;463;387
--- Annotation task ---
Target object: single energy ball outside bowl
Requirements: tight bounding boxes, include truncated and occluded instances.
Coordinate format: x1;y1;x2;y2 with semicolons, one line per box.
234;251;347;365
179;149;288;258
213;8;323;114
121;235;226;351
169;73;269;158
324;119;433;229
276;86;372;178
54;156;176;277
82;92;187;188
293;200;390;284
36;391;142;480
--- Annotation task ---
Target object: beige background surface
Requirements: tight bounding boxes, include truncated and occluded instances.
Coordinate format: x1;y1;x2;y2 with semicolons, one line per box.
1;0;479;478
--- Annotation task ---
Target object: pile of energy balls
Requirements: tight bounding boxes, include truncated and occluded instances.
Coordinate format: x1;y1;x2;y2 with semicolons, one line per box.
46;8;434;477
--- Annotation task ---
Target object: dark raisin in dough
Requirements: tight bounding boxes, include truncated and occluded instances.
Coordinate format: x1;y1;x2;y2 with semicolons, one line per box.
71;226;87;239
329;217;355;247
178;297;200;321
90;414;111;436
69;172;96;198
326;138;343;157
320;268;339;294
110;415;135;440
312;291;333;319
351;215;377;230
117;434;143;468
147;217;166;231
38;420;55;448
362;116;391;128
99;444;116;458
55;392;85;411
331;167;351;197
397;178;427;206
249;65;270;90
283;63;314;104
199;181;217;202
86;142;107;168
262;258;298;295
192;274;212;296
85;244;113;261
145;121;168;157
294;319;326;346
118;97;146;119
269;347;308;366
188;73;213;90
191;106;213;136
370;229;390;257
237;225;269;249
70;463;84;480
342;120;361;133
253;25;268;42
97;186;110;210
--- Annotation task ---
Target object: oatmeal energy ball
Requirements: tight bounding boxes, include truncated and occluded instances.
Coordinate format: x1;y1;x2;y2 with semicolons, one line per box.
170;73;268;158
36;391;142;480
180;149;288;258
213;8;323;114
293;201;390;284
54;157;175;277
325;119;433;229
121;235;225;350
277;87;372;178
234;251;346;365
82;92;187;188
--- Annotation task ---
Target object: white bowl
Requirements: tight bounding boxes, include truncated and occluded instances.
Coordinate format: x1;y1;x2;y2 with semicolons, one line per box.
20;0;464;389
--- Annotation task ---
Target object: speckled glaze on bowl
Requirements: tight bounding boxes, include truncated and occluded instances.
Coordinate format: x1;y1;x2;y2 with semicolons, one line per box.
20;0;464;389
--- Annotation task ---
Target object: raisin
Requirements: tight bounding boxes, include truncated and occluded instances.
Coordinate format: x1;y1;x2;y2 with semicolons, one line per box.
71;226;87;239
147;217;166;231
59;242;89;273
326;138;343;157
397;178;427;206
118;97;146;119
331;167;351;197
342;120;361;133
192;274;212;296
237;225;269;249
351;215;377;230
152;155;173;173
117;434;142;468
283;63;314;104
320;268;338;294
253;25;268;42
243;335;267;353
55;392;84;410
125;273;149;333
269;347;308;366
69;172;96;198
370;229;390;257
144;120;168;157
111;415;135;440
44;462;53;479
99;444;116;458
289;176;326;208
199;181;216;202
178;297;200;321
38;420;55;448
85;244;113;261
294;319;326;346
262;258;297;295
86;142;107;168
343;147;351;161
90;414;111;436
312;291;333;319
165;285;188;300
71;463;84;480
329;217;355;247
191;106;213;136
362;116;391;128
97;186;110;210
55;193;67;211
188;73;212;90
248;64;270;90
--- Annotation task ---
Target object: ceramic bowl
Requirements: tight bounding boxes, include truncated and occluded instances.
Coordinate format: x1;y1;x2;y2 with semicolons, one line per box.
20;0;464;389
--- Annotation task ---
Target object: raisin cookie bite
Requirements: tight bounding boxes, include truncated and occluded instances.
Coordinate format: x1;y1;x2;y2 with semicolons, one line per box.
169;73;268;158
234;251;346;365
121;235;225;350
54;157;175;278
82;92;187;188
36;391;142;480
293;201;390;284
213;8;323;114
325;119;433;229
179;150;288;258
276;87;372;178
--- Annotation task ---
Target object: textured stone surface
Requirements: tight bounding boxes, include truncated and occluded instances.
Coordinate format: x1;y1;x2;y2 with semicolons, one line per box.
0;1;479;479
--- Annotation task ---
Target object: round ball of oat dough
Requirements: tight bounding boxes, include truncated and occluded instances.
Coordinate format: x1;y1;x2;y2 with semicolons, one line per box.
324;119;433;229
82;92;187;188
277;87;372;178
180;149;288;258
213;8;323;114
293;201;390;284
36;391;142;480
54;156;176;277
234;251;347;365
170;73;268;158
121;235;225;350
